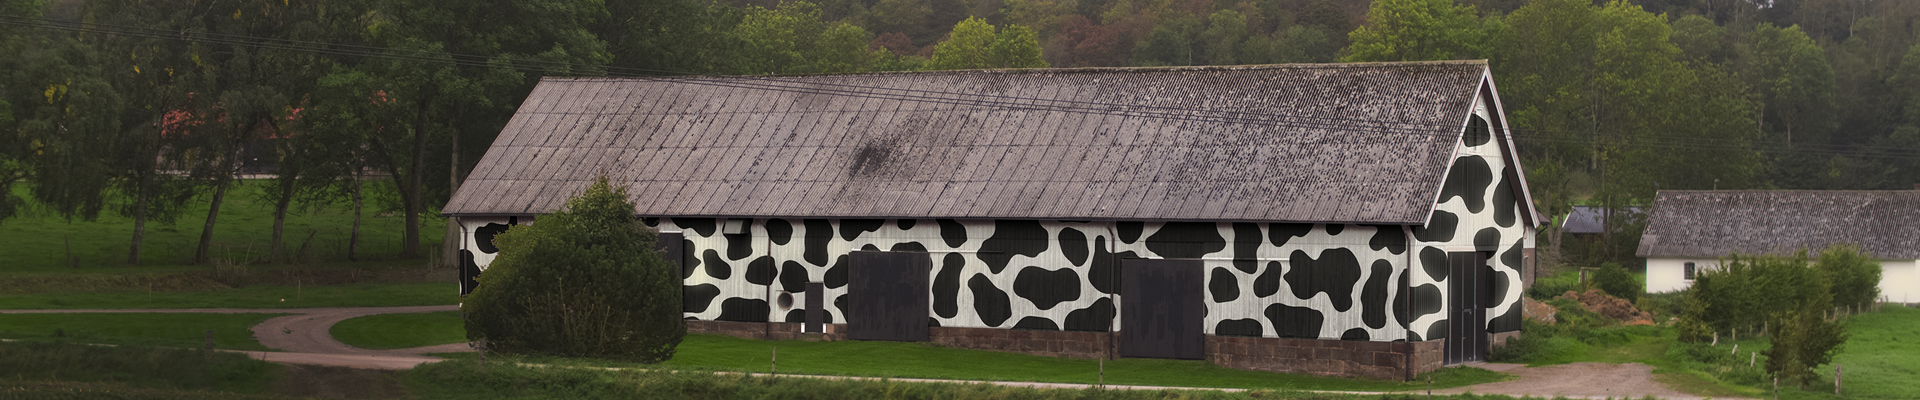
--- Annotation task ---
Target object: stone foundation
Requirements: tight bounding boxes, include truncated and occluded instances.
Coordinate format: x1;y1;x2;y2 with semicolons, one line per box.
685;320;847;341
1490;330;1521;348
1207;336;1444;380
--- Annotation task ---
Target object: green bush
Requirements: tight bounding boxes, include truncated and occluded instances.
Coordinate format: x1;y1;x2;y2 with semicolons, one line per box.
1526;269;1584;300
463;177;685;362
1543;297;1615;329
1590;262;1638;302
1680;250;1848;386
1815;244;1882;310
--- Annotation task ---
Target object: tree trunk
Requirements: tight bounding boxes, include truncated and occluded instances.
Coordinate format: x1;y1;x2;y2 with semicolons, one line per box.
128;176;149;266
194;174;233;265
269;177;295;263
399;101;429;259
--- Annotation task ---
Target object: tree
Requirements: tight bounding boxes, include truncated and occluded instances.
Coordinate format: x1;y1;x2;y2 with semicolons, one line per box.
1814;244;1882;309
463;176;684;362
925;17;1049;70
1343;0;1486;62
731;1;882;75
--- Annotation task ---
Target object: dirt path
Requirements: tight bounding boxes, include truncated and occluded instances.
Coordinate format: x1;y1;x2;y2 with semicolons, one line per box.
1438;362;1729;400
3;305;463;370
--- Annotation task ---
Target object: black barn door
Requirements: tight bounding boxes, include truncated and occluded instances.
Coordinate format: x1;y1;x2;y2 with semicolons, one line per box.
1447;251;1487;364
847;251;932;342
1120;258;1204;359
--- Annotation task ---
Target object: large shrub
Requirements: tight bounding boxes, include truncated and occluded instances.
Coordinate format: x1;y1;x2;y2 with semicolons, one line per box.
463;177;684;362
1814;244;1881;309
1679;250;1847;386
1590;262;1638;302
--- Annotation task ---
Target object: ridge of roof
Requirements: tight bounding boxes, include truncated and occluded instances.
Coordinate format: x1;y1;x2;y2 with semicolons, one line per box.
544;60;1492;81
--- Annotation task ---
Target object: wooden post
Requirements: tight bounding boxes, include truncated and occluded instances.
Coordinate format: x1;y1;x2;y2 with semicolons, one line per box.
771;347;777;377
1836;364;1842;395
1731;343;1738;355
1098;358;1104;386
1749;351;1755;367
1773;376;1779;400
203;330;213;357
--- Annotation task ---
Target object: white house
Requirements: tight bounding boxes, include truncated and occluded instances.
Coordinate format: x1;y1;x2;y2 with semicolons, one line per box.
1637;190;1920;302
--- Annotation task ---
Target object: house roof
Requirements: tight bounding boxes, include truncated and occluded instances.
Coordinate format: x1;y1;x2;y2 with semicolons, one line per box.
1637;190;1920;259
446;61;1524;224
1561;206;1644;234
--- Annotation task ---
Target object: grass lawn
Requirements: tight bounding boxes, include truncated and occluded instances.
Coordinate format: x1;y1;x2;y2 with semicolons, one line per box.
0;282;459;309
332;311;467;350
0;341;282;396
1;181;442;273
0;313;286;351
440;333;1508;392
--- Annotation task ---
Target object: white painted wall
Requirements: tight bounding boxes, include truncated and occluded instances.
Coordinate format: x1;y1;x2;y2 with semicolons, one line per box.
1649;257;1920;304
1881;260;1920;304
1646;258;1719;293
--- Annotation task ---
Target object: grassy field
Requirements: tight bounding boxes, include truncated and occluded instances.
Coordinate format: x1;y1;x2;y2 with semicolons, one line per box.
0;282;458;309
332;311;467;350
0;313;286;351
0;341;281;395
432;333;1508;392
1;181;442;273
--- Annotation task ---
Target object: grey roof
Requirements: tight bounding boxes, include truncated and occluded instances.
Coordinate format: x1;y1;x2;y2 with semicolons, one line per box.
1561;206;1644;234
446;61;1513;224
1637;190;1920;259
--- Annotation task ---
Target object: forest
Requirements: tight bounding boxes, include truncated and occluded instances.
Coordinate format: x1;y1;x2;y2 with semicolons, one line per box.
2;0;1919;268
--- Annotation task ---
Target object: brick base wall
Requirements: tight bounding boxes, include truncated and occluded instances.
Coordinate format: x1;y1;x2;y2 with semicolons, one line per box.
685;320;848;341
1207;336;1444;380
1490;330;1521;348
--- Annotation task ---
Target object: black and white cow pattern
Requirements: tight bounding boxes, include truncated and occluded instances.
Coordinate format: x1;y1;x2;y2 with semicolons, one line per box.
457;216;533;295
1405;95;1528;341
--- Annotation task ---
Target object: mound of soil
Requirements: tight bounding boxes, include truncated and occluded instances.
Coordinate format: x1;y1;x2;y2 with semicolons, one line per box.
1523;297;1558;325
1558;289;1654;325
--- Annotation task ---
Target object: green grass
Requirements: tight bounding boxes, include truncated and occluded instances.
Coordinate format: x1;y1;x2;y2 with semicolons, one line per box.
406;357;1517;400
445;334;1507;392
0;313;286;351
0;341;282;396
0;282;458;309
332;311;467;350
1;180;443;273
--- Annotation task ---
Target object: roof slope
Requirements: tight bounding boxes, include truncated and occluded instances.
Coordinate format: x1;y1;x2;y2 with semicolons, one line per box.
1638;190;1920;259
446;61;1491;223
1561;206;1644;234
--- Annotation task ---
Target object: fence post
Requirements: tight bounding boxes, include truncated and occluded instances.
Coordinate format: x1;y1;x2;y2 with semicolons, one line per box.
203;330;213;357
1836;363;1842;395
771;346;777;377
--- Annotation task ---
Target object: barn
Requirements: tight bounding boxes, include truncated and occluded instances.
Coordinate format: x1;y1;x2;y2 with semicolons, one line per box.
443;60;1541;379
1638;190;1919;302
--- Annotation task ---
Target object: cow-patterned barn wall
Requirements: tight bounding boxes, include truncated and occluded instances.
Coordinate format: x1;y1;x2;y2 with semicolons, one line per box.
659;217;1424;341
1403;92;1528;342
457;216;534;295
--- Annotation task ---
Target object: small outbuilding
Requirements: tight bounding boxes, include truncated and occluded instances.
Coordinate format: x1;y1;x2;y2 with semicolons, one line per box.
444;61;1542;379
1637;190;1920;301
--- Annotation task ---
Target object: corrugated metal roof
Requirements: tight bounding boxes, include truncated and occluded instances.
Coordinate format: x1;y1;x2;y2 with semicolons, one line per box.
446;61;1493;223
1637;190;1920;259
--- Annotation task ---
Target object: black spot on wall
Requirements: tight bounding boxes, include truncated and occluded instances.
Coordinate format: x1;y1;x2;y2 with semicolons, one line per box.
727;220;755;260
1012;317;1060;331
1410;283;1444;320
897;219;916;230
745;256;776;285
1366;225;1407;254
780;261;811;293
679;218;717;237
979;220;1049;274
641;217;659;227
1420;247;1448;282
1253;261;1285;298
683;242;702;279
969;274;1013;327
474;223;511;253
937;219;968;247
1269;223;1313;247
1439;156;1492;213
860;244;879;251
1324;224;1344;235
933;253;965;318
1209;267;1240;303
1144;222;1226;259
803;219;833;265
1413;211;1458;242
459;250;481;295
1474;228;1502;252
1341;328;1370;341
702;250;731;280
1266;303;1325;339
718;298;770;322
684;284;721;313
1423;320;1449;344
1215;319;1264;337
840;219;886;241
1490;301;1521;332
1362;260;1392;329
824;255;848;288
1284;249;1363;311
1492;175;1517;228
1063;297;1114;332
1393;273;1409;329
766;219;794;246
1232;223;1263;273
928;318;939;327
1013;267;1082;310
890;242;928;253
1464;115;1491;146
1059;228;1089;266
785;309;806;323
1488;266;1510;315
1116;221;1144;243
1088;238;1117;294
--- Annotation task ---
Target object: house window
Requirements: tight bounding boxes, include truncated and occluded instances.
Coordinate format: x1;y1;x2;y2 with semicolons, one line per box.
1683;262;1696;280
